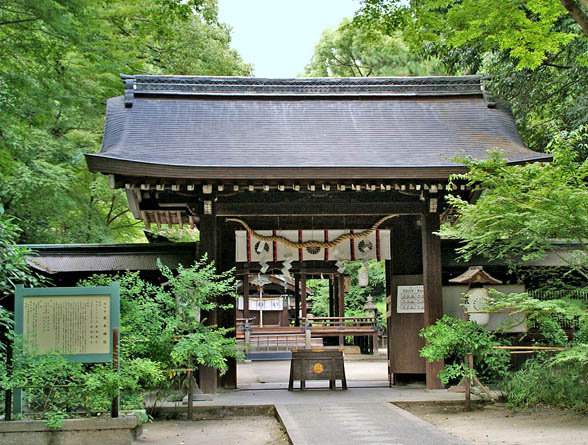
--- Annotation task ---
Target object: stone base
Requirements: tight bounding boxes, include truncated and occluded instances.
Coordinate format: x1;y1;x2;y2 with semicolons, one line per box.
343;345;361;355
0;416;141;445
182;393;214;403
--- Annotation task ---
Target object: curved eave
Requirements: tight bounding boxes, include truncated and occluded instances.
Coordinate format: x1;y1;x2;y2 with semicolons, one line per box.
85;153;553;181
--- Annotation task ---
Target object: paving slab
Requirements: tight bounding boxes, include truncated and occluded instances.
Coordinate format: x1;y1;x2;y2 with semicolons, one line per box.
275;402;468;445
190;386;467;407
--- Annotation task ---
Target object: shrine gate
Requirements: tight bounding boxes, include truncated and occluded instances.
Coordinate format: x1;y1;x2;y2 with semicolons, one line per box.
86;75;549;393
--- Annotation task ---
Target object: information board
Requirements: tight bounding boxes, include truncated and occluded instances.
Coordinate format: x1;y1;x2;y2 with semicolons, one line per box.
397;285;424;313
15;284;120;363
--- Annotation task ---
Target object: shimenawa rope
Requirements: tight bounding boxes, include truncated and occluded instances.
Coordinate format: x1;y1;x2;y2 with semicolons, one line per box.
226;214;398;249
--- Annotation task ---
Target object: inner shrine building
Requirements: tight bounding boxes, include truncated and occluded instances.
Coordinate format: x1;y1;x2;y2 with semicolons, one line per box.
86;75;550;393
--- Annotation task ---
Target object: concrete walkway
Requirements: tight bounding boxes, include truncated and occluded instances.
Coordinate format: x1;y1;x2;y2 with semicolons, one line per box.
159;360;472;444
276;402;468;445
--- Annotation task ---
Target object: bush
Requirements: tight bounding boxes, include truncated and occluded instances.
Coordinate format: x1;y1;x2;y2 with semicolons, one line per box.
505;346;588;411
419;315;509;385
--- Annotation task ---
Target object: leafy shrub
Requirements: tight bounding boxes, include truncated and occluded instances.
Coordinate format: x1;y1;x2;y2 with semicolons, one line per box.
505;346;588;411
419;315;509;385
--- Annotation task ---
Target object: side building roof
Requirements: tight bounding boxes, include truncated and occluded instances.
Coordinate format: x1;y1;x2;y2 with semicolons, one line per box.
86;75;550;181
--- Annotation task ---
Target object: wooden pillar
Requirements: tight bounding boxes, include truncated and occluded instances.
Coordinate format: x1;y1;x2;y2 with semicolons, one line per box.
243;275;250;320
218;221;238;389
385;259;393;386
294;277;300;326
328;277;334;318
198;214;218;394
300;273;307;321
337;273;345;347
333;275;339;317
388;215;425;385
421;212;444;390
337;273;345;317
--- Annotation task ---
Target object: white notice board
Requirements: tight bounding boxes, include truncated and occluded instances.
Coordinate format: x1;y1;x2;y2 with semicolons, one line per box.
397;285;424;313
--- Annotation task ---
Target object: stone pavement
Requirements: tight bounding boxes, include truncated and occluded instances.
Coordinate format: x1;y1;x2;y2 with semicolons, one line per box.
159;360;472;444
276;402;468;445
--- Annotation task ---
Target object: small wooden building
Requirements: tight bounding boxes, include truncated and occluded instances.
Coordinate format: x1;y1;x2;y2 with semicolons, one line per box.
86;75;549;393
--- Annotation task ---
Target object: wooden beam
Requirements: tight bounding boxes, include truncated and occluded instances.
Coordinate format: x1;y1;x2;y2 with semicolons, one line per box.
215;202;424;217
421;212;444;390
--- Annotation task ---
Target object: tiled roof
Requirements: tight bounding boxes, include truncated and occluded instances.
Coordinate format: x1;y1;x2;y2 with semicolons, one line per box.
86;75;550;180
24;243;196;273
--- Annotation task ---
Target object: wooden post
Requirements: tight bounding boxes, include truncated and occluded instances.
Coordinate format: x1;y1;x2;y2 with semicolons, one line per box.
198;214;218;394
243;274;250;320
422;212;444;390
300;273;307;320
464;353;473;412
4;343;11;421
328;277;334;318
187;370;194;420
111;327;119;418
338;273;345;347
217;223;237;389
385;259;394;386
333;275;339;318
294;277;300;326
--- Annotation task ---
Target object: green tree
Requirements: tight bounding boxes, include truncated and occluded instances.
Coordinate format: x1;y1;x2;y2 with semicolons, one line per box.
356;0;588;71
308;260;387;318
440;126;588;277
0;211;45;305
0;0;251;243
354;1;588;155
305;17;443;77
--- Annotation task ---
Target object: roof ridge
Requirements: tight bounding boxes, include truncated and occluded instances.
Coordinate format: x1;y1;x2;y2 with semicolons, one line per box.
120;74;483;106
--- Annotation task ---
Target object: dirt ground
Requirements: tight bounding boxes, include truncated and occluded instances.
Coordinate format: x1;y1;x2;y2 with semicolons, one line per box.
397;402;588;445
132;416;289;445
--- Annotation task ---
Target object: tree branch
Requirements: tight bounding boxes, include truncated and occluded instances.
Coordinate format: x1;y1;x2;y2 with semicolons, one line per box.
560;0;588;38
0;18;38;26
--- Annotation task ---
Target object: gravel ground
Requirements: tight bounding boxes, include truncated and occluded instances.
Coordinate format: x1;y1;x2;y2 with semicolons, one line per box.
397;402;588;445
133;416;289;445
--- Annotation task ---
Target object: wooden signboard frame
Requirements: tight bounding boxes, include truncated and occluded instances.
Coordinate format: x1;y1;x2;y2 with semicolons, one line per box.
12;284;120;414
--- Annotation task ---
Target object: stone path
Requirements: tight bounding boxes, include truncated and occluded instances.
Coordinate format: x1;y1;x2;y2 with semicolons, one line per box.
276;402;468;445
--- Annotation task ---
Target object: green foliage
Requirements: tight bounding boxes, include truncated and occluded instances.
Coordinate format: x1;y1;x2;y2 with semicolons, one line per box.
422;293;588;410
485;289;588;346
0;215;46;305
307;260;387;319
304;18;443;77
354;1;588;157
79;271;176;366
0;0;251;243
81;255;239;373
440;127;588;278
419;315;509;384
1;255;238;425
356;0;585;71
2;340;163;428
504;348;588;411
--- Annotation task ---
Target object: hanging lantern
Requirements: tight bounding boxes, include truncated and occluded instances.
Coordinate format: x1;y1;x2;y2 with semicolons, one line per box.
449;266;502;327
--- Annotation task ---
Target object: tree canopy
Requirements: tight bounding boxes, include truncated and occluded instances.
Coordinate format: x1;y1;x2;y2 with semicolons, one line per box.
354;0;588;154
441;126;588;278
0;0;251;243
304;17;443;77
